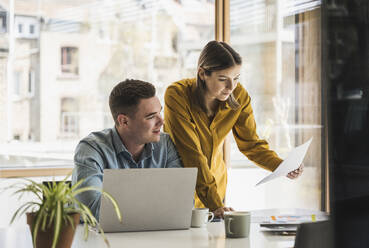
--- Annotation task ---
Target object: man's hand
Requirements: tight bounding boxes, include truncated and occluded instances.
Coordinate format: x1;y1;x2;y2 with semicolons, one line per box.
213;206;234;219
287;163;304;179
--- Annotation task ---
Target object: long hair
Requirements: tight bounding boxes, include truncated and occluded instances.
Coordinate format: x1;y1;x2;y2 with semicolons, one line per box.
194;41;242;114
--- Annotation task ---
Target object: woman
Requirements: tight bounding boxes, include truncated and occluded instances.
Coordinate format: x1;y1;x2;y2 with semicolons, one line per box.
164;41;303;218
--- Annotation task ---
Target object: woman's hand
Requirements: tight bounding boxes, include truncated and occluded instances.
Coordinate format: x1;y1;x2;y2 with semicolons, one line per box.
213;206;234;219
287;163;304;179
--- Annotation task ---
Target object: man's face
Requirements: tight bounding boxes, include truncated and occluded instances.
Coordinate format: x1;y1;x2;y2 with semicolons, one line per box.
125;96;163;144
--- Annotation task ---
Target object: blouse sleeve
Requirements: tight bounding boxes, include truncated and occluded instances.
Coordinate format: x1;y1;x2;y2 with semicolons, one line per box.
164;84;223;211
233;88;283;171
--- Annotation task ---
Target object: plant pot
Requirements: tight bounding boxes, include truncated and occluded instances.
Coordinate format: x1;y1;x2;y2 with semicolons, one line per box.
26;212;80;248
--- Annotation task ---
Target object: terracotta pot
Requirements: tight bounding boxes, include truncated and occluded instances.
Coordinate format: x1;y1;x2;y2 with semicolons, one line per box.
26;212;80;248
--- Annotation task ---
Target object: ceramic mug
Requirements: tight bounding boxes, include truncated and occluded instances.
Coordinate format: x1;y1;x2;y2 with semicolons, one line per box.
224;211;251;238
191;208;215;228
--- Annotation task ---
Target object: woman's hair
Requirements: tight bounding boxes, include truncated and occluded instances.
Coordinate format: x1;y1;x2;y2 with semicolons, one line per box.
194;41;242;114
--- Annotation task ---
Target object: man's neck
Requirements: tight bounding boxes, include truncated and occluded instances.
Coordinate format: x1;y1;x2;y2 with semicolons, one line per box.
116;128;145;162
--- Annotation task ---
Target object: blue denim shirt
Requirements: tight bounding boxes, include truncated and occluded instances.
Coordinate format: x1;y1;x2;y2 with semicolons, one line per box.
72;127;183;220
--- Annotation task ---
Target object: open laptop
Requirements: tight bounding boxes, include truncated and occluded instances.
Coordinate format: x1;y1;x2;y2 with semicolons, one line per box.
99;168;197;232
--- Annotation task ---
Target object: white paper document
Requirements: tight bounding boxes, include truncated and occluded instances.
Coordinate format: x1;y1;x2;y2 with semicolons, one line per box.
256;138;313;186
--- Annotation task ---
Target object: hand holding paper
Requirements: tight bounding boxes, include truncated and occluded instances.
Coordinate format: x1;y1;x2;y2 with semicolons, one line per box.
256;138;312;186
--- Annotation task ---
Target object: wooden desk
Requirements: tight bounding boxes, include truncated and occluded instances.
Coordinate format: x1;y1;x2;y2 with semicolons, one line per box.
71;222;295;248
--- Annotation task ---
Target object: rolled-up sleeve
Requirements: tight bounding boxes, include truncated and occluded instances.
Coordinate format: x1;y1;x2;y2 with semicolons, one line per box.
233;90;283;171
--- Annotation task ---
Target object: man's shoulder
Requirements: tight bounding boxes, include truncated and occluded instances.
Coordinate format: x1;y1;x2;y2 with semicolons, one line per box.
77;128;115;152
81;128;113;144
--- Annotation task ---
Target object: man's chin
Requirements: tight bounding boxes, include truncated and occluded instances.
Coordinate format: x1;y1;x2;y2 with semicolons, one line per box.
151;133;161;143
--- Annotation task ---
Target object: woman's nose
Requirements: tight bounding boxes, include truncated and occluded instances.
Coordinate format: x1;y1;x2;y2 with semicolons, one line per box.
226;79;236;90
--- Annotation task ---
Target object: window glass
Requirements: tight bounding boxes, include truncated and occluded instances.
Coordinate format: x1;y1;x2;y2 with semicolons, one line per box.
0;0;214;169
228;0;322;210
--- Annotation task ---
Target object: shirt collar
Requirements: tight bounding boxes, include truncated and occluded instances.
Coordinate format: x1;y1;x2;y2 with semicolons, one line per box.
112;126;154;158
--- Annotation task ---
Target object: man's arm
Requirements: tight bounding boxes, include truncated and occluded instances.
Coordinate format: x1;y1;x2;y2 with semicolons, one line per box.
72;141;104;221
165;135;183;168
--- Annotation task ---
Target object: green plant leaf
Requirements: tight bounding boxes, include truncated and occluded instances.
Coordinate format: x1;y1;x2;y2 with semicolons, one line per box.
51;201;62;248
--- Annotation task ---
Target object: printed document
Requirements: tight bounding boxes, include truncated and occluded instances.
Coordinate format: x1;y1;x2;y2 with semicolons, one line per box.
256;138;312;186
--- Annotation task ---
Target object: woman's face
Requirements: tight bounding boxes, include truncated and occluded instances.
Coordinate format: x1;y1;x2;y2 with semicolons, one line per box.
200;65;241;102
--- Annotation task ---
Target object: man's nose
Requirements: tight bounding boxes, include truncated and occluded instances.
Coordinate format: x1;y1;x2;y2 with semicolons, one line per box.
157;115;164;126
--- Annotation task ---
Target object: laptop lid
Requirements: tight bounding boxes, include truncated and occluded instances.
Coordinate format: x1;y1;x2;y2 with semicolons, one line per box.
100;168;197;232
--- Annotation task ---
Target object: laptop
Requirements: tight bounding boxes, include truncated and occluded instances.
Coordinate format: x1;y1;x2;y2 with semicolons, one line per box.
99;168;197;232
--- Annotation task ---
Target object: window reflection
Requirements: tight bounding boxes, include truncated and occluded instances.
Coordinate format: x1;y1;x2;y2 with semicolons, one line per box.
0;0;214;168
229;0;322;210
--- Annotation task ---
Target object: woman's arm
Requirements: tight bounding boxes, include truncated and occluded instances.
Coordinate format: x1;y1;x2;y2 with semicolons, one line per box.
233;89;283;171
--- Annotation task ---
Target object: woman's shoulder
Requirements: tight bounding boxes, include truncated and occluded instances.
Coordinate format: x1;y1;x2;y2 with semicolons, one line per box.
166;78;195;92
165;78;195;99
233;83;251;105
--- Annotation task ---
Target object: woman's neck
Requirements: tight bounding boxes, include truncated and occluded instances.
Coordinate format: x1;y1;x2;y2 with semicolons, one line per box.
204;94;219;117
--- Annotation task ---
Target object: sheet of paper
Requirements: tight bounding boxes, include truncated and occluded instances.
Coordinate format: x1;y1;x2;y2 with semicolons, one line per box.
256;138;312;186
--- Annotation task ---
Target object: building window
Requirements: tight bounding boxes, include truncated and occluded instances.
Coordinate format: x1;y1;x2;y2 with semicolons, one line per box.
29;24;34;34
28;70;35;97
61;47;79;75
18;23;23;33
0;12;7;33
60;98;79;138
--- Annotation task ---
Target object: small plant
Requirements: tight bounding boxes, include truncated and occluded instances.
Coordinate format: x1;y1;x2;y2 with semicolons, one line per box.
4;174;122;248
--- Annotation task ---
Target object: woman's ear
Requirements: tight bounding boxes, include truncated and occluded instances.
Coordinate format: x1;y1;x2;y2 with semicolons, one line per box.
198;67;206;81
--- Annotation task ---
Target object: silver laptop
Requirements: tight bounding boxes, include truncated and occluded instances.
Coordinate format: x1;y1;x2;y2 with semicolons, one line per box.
99;168;197;232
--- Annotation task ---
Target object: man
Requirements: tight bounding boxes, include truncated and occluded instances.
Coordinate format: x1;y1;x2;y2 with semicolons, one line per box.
72;79;183;220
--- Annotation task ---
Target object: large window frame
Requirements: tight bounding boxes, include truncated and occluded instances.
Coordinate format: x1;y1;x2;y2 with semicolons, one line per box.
1;0;328;213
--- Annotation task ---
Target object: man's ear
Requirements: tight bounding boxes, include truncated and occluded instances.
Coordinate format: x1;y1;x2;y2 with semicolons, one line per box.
117;114;129;128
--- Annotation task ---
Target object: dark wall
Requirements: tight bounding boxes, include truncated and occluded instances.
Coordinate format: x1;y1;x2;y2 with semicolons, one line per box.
325;0;369;247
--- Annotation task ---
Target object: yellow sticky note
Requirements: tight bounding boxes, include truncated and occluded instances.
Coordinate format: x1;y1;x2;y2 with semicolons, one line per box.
311;214;316;222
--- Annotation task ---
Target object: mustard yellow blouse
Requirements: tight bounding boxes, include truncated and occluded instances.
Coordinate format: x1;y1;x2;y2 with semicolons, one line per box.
164;78;282;211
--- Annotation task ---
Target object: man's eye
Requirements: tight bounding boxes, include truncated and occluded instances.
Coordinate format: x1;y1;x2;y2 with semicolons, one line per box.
147;116;155;119
234;77;240;81
219;78;227;81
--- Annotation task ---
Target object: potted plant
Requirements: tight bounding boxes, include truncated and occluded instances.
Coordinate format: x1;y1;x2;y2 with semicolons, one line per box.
5;174;122;248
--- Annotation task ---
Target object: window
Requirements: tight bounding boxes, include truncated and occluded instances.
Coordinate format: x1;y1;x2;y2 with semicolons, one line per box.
61;47;79;75
18;23;22;33
28;70;35;97
0;12;7;33
29;24;34;34
227;0;322;211
60;98;79;138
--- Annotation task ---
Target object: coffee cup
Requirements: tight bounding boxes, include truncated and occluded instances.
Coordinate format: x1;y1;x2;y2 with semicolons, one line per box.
224;211;251;238
191;208;214;228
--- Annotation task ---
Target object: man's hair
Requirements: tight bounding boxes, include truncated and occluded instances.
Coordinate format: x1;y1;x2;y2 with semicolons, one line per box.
109;79;156;125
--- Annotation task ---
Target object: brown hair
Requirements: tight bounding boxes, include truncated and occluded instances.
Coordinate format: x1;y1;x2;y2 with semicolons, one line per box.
109;79;156;125
195;41;242;114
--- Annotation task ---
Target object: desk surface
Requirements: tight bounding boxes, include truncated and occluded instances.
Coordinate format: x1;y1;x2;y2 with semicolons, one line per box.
3;208;328;248
71;222;295;248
